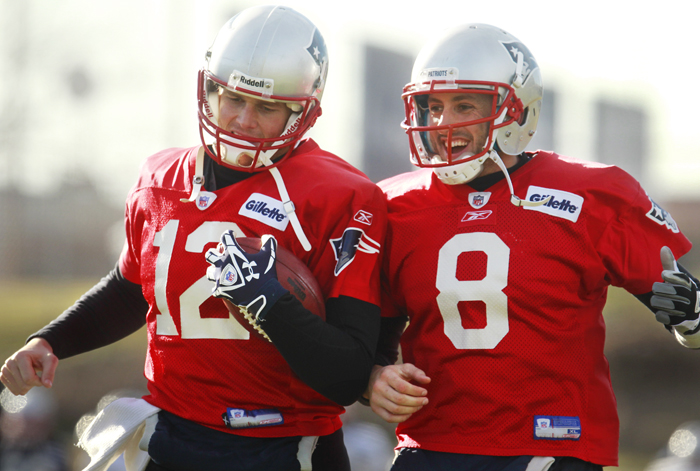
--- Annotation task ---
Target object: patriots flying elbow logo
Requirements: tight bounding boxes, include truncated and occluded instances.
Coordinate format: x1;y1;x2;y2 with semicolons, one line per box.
330;228;381;276
646;197;680;233
500;40;538;79
306;27;328;92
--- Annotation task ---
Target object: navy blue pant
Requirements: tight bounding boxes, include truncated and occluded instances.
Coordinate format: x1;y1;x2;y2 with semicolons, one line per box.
144;410;350;471
391;448;603;471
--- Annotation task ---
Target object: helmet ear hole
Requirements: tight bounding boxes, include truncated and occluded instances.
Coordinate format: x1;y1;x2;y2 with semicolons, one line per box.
517;107;528;126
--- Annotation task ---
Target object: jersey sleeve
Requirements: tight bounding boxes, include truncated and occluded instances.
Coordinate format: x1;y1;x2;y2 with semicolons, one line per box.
317;183;388;306
118;196;143;285
594;176;692;295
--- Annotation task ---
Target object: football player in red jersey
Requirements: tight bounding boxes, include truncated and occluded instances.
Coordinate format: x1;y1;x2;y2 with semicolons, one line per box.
0;6;386;471
363;23;698;471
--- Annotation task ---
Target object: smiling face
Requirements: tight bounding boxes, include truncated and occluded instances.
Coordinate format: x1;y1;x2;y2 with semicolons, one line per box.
424;91;494;163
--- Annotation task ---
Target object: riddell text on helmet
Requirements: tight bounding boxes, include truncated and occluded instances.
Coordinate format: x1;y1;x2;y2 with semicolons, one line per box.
239;75;267;88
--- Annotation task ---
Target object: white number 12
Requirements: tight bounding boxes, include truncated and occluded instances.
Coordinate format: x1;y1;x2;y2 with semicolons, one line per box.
152;220;251;339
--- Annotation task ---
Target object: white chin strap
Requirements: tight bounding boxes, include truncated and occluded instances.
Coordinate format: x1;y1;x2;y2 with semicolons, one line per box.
435;149;551;208
181;145;312;252
268;166;311;252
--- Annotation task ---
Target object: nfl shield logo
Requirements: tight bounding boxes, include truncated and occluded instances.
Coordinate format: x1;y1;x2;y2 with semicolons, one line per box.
468;192;491;209
197;195;211;208
224;268;237;284
195;191;217;210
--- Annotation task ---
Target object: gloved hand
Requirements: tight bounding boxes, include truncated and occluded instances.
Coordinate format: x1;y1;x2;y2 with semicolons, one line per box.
651;246;700;334
205;231;288;322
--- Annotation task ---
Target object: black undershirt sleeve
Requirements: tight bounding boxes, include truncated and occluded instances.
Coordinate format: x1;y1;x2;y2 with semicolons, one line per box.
29;264;381;405
28;264;148;359
28;154;380;404
260;294;380;406
374;315;408;367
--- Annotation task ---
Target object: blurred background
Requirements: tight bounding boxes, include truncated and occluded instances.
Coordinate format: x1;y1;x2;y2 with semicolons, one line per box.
0;0;699;470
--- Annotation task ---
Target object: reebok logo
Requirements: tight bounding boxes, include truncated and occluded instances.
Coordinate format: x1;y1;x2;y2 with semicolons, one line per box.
459;208;496;227
462;210;492;222
354;210;373;226
524;186;583;223
239;193;289;231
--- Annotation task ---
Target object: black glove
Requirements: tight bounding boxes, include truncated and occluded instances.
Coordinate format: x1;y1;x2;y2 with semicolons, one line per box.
205;231;288;321
651;246;700;334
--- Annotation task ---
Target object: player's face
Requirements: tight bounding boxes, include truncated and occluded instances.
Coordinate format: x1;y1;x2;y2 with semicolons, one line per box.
218;90;293;166
425;92;492;162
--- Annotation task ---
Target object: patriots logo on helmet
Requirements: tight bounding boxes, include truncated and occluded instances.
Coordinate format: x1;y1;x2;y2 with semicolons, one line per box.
330;228;381;276
306;28;328;92
500;40;538;79
306;28;327;67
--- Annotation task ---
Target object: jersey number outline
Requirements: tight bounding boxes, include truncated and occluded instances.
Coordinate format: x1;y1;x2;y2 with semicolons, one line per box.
152;220;252;339
436;232;510;349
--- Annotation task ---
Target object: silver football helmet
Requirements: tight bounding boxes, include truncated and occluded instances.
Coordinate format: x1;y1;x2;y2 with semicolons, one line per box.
198;5;329;170
402;23;543;185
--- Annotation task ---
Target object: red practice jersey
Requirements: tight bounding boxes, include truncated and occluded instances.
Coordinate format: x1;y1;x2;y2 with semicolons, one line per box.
379;151;691;466
119;139;386;437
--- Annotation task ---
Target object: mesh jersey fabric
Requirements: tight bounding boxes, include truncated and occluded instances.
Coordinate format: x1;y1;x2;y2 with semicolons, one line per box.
119;139;387;438
378;151;691;466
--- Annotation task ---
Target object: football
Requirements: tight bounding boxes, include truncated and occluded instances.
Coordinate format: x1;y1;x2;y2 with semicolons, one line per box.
221;237;326;340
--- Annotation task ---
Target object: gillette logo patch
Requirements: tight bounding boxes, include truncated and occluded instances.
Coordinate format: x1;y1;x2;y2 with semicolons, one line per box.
239;193;289;231
524;186;583;223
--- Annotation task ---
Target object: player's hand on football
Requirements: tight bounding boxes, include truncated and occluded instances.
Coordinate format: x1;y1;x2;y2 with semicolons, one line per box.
651;246;700;334
366;363;431;423
205;231;287;320
0;338;58;395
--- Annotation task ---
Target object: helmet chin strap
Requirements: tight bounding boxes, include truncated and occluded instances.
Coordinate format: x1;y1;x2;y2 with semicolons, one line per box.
180;146;206;203
435;148;551;208
268;166;312;252
180;144;312;252
488;149;551;207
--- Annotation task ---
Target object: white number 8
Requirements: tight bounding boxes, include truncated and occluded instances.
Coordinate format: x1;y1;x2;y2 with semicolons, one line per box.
436;232;510;349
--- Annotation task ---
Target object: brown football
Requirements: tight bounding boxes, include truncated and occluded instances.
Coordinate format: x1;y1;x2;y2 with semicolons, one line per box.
221;237;326;340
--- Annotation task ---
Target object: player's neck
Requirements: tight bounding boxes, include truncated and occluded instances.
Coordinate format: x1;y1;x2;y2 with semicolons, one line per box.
480;152;519;177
